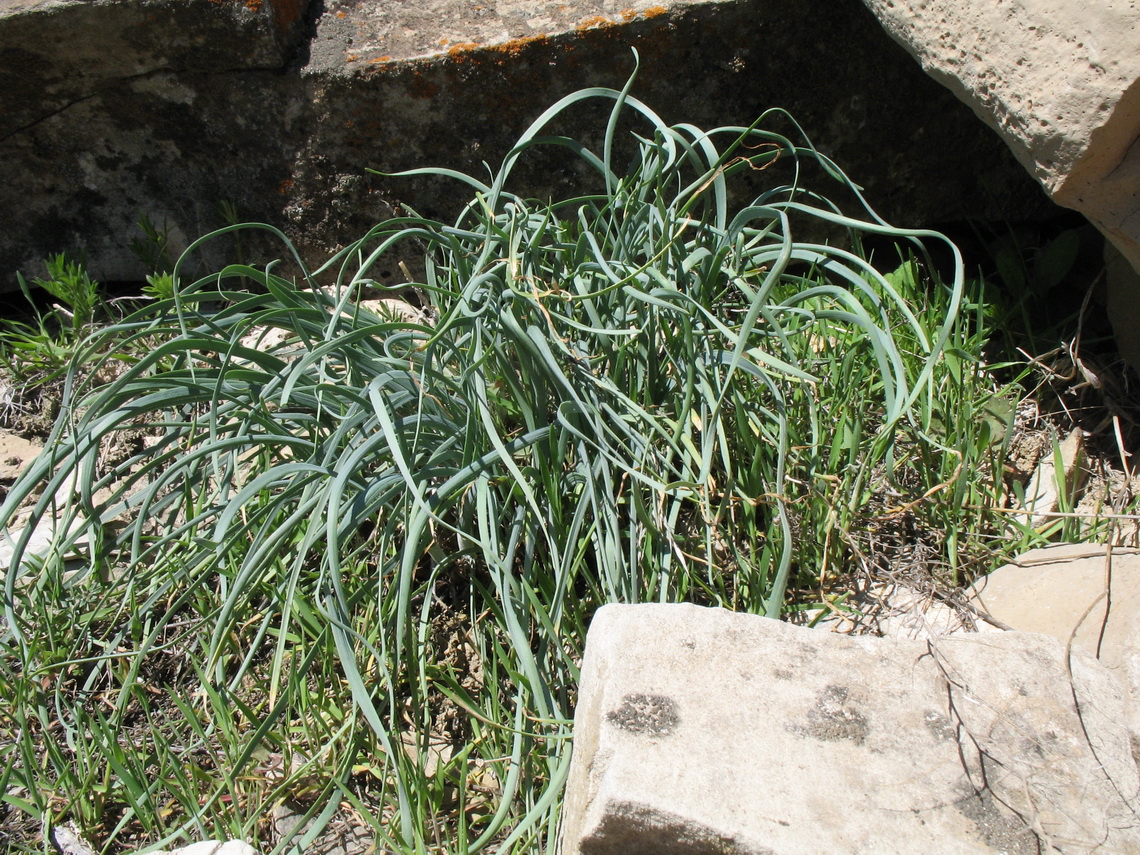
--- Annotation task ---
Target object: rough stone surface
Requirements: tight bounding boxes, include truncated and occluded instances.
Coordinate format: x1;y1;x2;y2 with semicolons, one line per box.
0;0;311;281
560;602;1140;855
968;543;1140;739
0;0;1052;289
860;1;1140;274
792;580;1003;640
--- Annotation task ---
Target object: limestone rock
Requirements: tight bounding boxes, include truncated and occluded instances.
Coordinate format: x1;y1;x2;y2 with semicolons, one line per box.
968;543;1140;738
0;509;89;573
50;824;96;855
860;1;1140;277
0;0;1050;289
560;602;1140;855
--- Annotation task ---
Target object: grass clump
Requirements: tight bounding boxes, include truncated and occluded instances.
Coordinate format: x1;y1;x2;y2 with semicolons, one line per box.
0;253;109;391
0;217;186;436
0;67;992;852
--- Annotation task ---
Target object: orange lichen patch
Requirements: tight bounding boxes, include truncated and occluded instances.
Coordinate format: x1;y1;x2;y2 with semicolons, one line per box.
244;0;262;11
484;33;548;59
620;8;637;20
369;55;393;63
447;41;483;55
442;32;550;68
575;15;616;31
335;10;346;17
346;53;359;62
642;5;668;18
438;37;450;45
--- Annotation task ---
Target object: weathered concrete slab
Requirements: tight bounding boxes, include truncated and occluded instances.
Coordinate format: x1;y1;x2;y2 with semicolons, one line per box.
560;603;1140;854
0;0;1051;288
304;0;682;69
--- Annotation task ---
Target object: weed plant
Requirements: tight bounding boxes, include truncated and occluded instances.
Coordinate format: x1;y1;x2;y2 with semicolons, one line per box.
0;71;1018;853
0;254;110;391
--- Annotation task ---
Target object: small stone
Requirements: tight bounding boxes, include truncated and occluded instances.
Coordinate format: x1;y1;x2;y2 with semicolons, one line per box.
152;841;261;855
0;431;42;480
